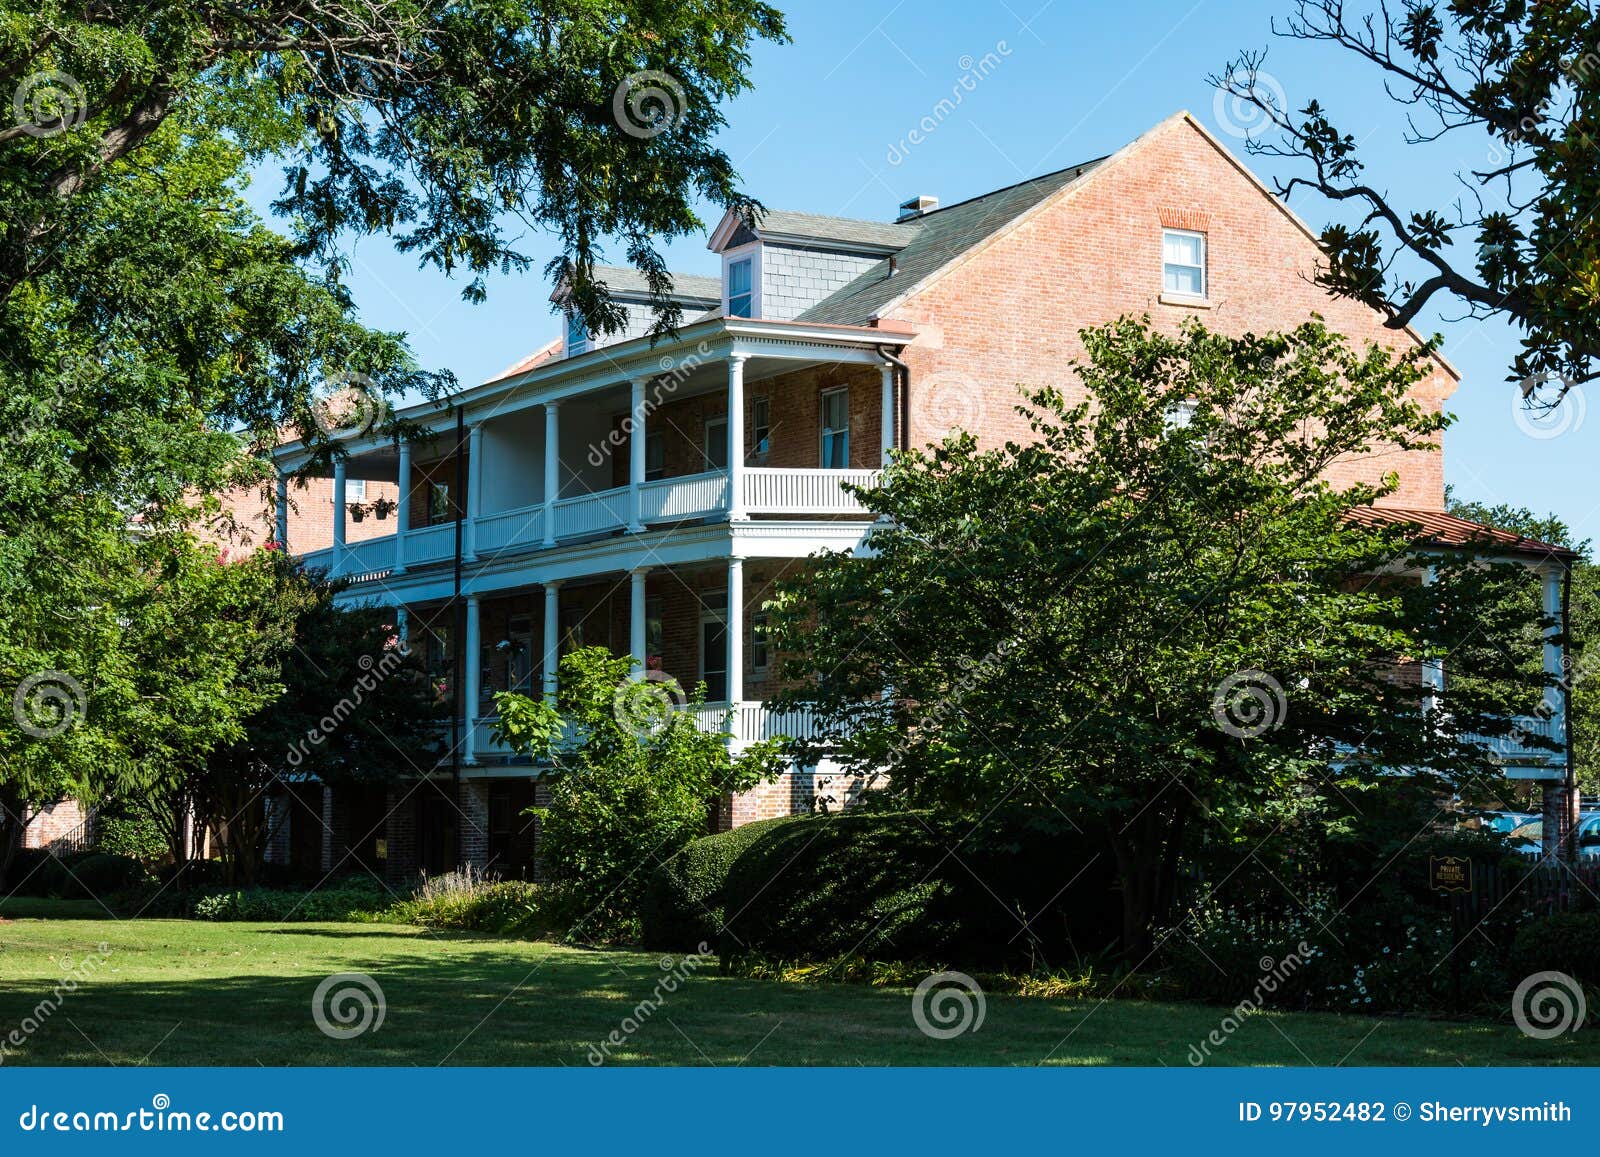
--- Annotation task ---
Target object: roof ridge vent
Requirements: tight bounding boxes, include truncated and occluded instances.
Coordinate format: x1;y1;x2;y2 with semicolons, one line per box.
897;194;938;222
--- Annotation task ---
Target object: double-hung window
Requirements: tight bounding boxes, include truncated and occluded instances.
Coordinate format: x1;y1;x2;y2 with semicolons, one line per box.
749;397;771;465
820;388;850;468
727;258;753;318
566;312;588;356
1162;229;1206;297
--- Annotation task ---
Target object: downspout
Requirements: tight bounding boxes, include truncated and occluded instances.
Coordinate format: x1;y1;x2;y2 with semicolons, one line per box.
876;345;910;453
1562;561;1577;861
451;407;466;870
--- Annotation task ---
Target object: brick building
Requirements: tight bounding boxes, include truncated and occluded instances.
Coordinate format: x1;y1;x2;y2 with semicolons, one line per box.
264;111;1574;879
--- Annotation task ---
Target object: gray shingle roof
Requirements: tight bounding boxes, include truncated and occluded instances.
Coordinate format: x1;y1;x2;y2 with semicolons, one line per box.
592;264;721;303
751;209;920;252
795;160;1104;326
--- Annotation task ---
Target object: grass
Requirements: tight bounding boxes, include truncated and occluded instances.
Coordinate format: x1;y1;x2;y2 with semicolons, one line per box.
0;914;1595;1066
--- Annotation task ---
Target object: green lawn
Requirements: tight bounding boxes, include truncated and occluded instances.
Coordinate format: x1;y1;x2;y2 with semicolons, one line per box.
0;912;1593;1066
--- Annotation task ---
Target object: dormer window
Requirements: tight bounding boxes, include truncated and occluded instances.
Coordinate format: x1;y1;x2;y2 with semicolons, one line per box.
727;258;753;318
566;312;589;356
1162;229;1206;298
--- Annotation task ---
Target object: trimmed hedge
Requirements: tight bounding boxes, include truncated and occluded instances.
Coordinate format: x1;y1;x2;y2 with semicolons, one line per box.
641;816;806;950
1512;913;1600;987
191;882;390;922
4;851;148;900
647;807;1120;970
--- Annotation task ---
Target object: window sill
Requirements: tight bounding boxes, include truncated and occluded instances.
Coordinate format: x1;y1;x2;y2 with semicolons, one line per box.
1159;293;1214;309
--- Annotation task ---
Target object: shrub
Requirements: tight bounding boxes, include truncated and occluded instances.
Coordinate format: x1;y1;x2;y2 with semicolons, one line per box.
715;808;1119;971
191;880;389;922
383;874;556;936
96;813;168;862
641;816;806;950
1511;913;1600;987
49;853;149;899
3;849;58;896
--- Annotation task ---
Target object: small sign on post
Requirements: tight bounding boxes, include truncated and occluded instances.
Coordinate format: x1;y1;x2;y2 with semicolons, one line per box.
1429;855;1472;894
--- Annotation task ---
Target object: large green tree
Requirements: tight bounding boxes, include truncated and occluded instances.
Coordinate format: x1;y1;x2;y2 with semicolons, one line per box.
1216;0;1600;410
769;318;1549;953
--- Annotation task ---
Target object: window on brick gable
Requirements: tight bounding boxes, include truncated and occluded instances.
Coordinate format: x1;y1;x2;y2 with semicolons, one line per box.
1162;229;1206;297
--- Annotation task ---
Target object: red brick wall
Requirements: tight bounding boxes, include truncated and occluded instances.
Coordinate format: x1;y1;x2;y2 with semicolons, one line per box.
21;799;88;850
884;116;1453;510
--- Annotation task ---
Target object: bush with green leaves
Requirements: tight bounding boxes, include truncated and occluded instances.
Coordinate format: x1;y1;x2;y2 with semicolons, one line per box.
95;812;168;862
491;647;784;944
378;870;560;937
713;807;1119;971
1512;914;1600;989
641;815;806;950
190;880;389;922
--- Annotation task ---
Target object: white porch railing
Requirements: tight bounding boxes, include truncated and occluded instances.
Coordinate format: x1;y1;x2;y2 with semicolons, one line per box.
300;468;880;579
553;485;631;539
742;468;878;514
639;471;731;522
689;701;820;745
1464;714;1566;766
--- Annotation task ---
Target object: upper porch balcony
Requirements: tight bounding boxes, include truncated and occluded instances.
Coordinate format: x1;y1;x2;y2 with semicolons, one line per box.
274;316;909;582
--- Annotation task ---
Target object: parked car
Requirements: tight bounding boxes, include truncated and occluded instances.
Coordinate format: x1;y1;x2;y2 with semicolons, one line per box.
1508;814;1600;858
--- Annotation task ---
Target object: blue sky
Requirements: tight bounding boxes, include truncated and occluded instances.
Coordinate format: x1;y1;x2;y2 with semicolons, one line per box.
248;0;1597;545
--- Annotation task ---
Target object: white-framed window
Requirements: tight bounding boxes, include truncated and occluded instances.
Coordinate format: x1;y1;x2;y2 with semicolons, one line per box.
703;416;729;471
751;612;770;674
565;312;588;356
699;591;728;702
820;387;850;469
645;431;666;481
346;478;368;502
1162;229;1206;297
749;396;771;465
1165;400;1197;432
727;258;753;318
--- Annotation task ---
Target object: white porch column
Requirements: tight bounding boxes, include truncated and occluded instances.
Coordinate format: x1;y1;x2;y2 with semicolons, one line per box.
464;422;484;561
1542;566;1567;729
274;472;289;552
393;440;412;573
628;377;648;533
727;355;747;520
331;459;348;575
880;363;896;465
395;606;409;651
463;594;481;765
543;402;561;547
727;557;744;706
542;581;561;705
630;567;651;673
1420;565;1444;717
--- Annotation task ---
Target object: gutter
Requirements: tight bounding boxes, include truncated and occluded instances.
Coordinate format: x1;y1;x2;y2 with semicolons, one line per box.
877;345;911;454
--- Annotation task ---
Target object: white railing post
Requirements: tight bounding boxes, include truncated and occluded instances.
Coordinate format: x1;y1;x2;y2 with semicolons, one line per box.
1543;566;1567;740
543;402;561;547
542;581;561;705
274;471;289;552
728;355;747;520
880;362;896;465
629;377;648;533
331;459;348;576
393;440;411;574
463;593;481;765
1420;565;1443;717
464;422;484;561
